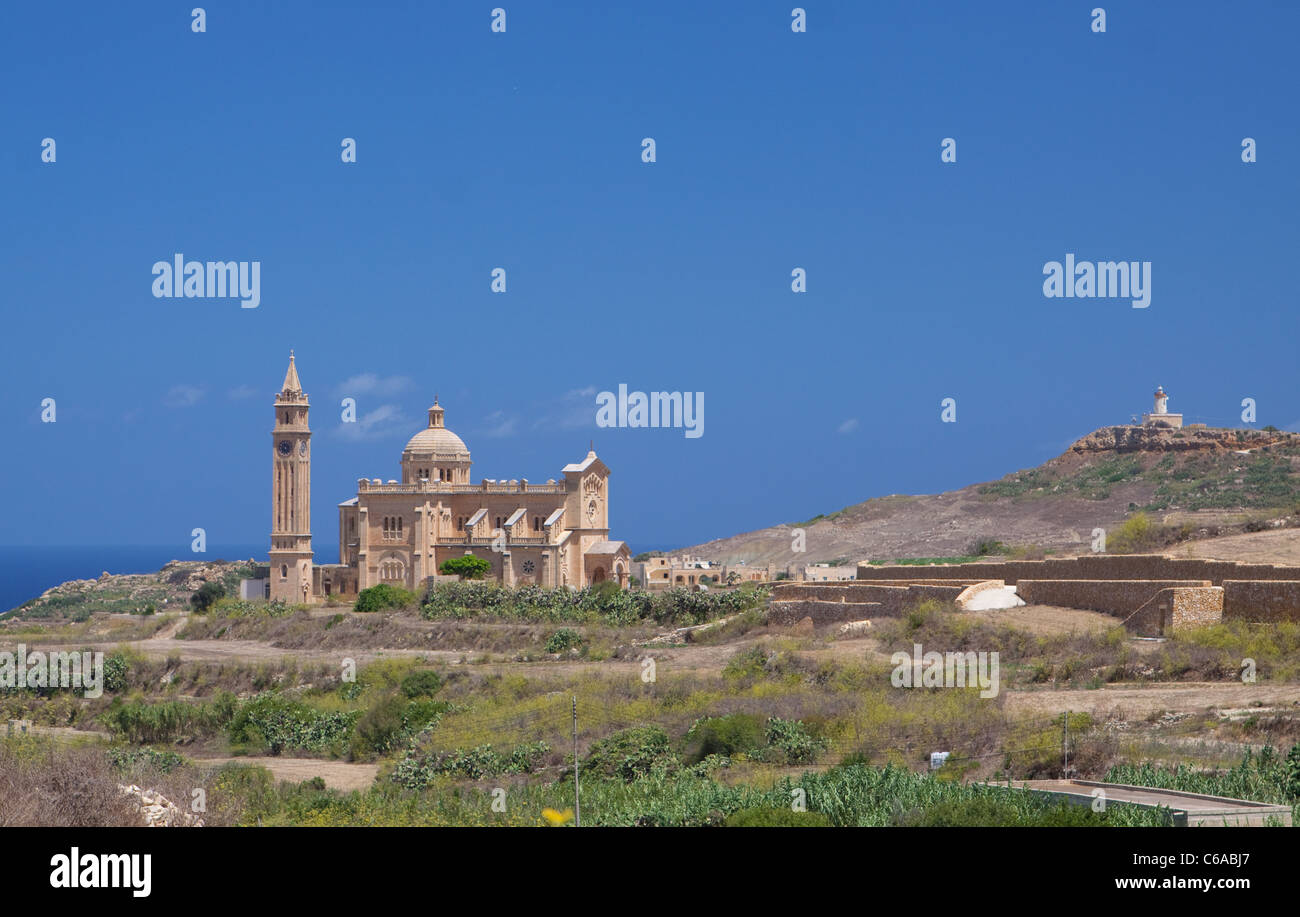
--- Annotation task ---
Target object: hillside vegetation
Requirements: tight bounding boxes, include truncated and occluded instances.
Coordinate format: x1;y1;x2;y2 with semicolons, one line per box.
678;426;1300;566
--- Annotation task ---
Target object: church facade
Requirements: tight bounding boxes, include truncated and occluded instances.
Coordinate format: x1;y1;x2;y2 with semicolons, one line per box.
268;354;630;604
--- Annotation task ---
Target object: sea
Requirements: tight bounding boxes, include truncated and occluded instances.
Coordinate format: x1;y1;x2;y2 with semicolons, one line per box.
0;544;302;614
0;542;674;614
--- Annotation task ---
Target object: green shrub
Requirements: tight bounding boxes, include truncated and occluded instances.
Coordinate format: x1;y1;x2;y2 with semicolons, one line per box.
354;583;415;613
400;669;444;698
904;797;1107;827
724;807;831;827
967;537;1006;557
583;725;680;781
392;740;550;787
107;746;187;774
420;581;765;628
544;628;585;654
101;696;234;744
103;653;130;693
350;693;408;758
190;581;226;613
758;717;828;765
228;693;357;756
685;713;765;763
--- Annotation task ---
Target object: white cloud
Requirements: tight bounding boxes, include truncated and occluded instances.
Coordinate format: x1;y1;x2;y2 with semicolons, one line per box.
837;418;859;434
227;384;258;400
336;373;413;397
532;385;598;431
336;404;414;442
164;385;206;408
479;410;519;437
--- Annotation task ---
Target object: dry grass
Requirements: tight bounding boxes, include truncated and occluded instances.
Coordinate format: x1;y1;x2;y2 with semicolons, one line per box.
0;738;141;826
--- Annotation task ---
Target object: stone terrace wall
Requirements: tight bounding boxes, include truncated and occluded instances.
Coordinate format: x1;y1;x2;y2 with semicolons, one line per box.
905;584;967;605
770;582;965;620
1222;581;1300;623
855;555;1300;587
1015;580;1211;620
768;600;882;626
1123;586;1224;636
1170;587;1225;630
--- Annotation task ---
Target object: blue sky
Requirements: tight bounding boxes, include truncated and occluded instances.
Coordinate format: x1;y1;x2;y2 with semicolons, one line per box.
2;1;1298;557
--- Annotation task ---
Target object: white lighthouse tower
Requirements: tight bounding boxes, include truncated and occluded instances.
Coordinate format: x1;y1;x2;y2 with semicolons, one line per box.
1142;385;1183;429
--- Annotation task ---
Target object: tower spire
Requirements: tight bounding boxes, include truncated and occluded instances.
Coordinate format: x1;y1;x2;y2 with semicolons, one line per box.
281;351;302;394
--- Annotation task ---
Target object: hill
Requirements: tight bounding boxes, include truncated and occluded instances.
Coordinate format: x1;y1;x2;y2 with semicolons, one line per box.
675;426;1300;567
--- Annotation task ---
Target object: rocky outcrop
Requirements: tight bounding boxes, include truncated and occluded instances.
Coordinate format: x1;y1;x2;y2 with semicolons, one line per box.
12;559;257;617
1068;426;1296;455
118;784;204;827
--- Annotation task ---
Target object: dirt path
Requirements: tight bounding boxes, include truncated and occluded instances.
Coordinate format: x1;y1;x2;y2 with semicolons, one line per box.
192;756;378;791
1171;527;1300;565
1006;682;1300;718
39;634;437;665
963;604;1121;636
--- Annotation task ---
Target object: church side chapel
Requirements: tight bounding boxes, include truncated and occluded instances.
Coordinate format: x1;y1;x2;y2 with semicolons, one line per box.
268;354;630;604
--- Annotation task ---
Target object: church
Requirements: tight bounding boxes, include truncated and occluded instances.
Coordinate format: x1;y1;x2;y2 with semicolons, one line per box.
268;354;630;603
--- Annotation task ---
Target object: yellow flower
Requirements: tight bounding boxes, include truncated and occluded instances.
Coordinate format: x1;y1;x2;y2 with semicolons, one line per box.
541;807;574;826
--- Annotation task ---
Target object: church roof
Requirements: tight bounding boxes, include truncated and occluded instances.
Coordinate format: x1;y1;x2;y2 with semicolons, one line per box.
404;399;470;457
562;450;602;474
404;426;470;456
281;352;302;393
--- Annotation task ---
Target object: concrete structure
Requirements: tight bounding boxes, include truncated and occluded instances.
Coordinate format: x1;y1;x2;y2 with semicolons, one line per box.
633;555;727;591
722;561;777;585
1142;385;1183;429
800;563;857;582
239;578;270;600
267;354;629;602
1019;779;1292;826
765;554;1300;634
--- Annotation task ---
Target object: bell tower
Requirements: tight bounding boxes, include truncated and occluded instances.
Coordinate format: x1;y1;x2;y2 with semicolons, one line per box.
270;351;313;603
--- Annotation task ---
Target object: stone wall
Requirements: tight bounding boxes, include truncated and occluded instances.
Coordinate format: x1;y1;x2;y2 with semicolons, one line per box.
1222;581;1300;623
1168;587;1225;630
768;600;883;626
764;580;972;600
779;560;1300;632
770;582;964;620
1014;579;1211;621
855;555;1300;587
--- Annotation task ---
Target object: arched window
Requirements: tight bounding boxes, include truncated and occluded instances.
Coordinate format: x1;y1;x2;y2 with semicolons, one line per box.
280;564;288;579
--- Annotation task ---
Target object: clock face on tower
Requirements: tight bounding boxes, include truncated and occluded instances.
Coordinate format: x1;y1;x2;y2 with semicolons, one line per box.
277;439;293;456
298;440;308;457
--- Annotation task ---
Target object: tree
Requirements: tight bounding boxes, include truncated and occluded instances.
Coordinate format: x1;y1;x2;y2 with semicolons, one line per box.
190;581;225;613
439;555;491;580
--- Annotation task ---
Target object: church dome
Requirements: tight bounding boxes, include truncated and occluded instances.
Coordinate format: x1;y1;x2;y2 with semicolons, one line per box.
403;400;470;457
404;427;470;455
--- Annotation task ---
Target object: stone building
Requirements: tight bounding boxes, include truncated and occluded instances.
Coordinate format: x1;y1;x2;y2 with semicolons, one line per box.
267;354;630;603
799;563;856;582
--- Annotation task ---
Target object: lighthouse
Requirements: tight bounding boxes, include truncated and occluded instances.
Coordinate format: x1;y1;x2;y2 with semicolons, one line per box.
1142;385;1183;429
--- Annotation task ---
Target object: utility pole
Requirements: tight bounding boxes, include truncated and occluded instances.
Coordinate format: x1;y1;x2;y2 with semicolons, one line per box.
1062;711;1069;779
572;695;580;827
